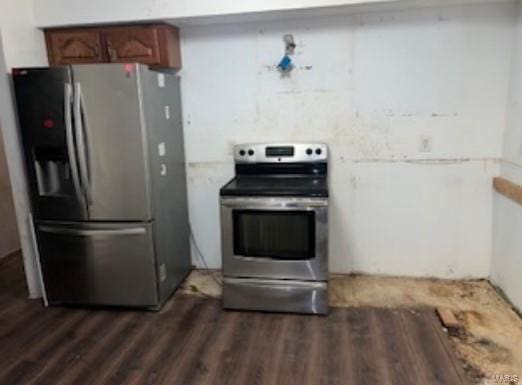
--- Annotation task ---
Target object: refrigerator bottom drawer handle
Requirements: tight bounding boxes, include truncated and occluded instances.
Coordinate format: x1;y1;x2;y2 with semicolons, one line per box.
39;227;146;236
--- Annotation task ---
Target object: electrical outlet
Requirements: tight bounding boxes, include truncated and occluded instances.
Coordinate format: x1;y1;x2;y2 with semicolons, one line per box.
419;136;432;153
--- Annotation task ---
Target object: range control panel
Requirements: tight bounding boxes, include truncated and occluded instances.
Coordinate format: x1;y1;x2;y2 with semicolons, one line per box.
234;143;328;163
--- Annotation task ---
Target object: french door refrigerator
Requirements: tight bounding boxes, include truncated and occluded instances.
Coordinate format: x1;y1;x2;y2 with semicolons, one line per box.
13;63;190;309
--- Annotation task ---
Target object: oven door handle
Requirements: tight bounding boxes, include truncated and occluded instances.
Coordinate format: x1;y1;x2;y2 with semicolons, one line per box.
220;198;328;208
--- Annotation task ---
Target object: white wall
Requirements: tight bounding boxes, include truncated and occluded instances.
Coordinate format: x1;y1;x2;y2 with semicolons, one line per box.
182;2;515;278
492;2;522;311
32;0;505;28
0;0;47;69
0;0;47;295
32;0;394;27
499;1;522;187
0;123;18;258
0;0;45;259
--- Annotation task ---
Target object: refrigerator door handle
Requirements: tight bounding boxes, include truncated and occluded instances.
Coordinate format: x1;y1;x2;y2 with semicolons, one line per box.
39;225;146;237
64;83;83;204
74;82;92;205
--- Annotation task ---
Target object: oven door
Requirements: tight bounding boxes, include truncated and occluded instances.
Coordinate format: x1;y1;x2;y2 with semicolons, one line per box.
220;197;328;281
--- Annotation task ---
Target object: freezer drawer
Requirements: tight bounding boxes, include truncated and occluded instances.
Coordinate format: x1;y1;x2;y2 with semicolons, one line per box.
37;222;159;307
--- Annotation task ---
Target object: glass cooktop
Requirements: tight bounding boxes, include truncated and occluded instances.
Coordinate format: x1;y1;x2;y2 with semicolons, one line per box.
220;176;328;198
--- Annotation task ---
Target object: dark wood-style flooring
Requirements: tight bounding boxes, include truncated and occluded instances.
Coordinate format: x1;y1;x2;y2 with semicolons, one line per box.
0;253;468;385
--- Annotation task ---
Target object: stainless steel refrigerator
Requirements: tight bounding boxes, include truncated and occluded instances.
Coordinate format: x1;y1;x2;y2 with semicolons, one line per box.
13;63;190;309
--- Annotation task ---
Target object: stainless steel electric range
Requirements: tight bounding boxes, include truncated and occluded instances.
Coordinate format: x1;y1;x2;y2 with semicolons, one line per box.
220;143;329;315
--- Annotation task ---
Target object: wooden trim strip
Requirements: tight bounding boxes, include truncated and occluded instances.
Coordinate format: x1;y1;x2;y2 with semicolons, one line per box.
493;177;522;206
436;307;461;329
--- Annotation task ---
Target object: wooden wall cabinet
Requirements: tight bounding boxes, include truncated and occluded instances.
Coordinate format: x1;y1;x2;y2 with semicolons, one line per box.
45;24;181;69
46;29;105;64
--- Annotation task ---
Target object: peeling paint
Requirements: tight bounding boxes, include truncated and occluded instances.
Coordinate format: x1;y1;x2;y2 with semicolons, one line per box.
352;157;499;165
432;112;459;117
187;161;231;169
350;176;358;189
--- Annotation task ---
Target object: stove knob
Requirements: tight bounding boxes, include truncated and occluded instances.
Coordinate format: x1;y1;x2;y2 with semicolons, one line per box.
315;148;322;155
248;149;255;156
306;148;313;155
239;149;246;156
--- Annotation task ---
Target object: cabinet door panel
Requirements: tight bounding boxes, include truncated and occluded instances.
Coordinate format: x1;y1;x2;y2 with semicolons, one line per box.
105;27;161;65
47;30;105;65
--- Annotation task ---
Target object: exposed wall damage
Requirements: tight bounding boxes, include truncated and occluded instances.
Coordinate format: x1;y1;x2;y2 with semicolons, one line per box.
180;3;515;277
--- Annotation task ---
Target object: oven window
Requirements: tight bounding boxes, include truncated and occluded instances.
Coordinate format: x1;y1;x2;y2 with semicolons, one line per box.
233;210;315;260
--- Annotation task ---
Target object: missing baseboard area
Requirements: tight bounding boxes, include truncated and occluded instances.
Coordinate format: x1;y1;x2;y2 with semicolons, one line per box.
488;280;522;319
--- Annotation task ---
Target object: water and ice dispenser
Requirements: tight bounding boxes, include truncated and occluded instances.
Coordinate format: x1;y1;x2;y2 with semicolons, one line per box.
33;147;73;197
